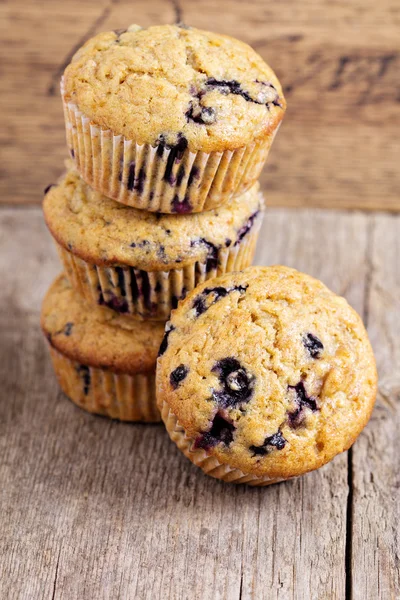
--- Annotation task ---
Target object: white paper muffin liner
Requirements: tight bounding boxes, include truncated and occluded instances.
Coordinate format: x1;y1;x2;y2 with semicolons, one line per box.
62;80;277;213
160;402;285;486
49;346;159;422
54;216;262;321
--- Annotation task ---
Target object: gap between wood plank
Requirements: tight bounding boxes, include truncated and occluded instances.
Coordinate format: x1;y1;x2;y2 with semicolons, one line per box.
52;545;61;600
170;0;183;23
47;0;183;96
345;216;375;599
345;449;354;600
47;4;113;96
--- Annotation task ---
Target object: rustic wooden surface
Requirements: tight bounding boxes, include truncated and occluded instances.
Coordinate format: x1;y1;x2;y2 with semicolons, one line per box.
1;0;399;210
0;207;398;599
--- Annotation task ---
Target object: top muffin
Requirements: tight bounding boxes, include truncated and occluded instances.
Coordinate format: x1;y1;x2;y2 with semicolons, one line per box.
63;24;285;153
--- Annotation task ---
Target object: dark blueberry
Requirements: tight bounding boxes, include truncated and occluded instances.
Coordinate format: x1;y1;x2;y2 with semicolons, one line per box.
192;286;227;316
303;333;324;359
225;238;232;247
234;211;260;245
171;195;192;214
139;271;151;310
194;412;235;450
170;364;189;389
171;287;186;309
186;102;216;125
127;163;146;193
156;140;165;158
70;148;75;158
176;165;186;186
130;272;139;302
187;166;200;187
256;80;283;107
191;238;220;271
135;167;146;194
44;184;55;195
192;285;247;316
76;365;91;395
158;324;175;357
206;78;256;103
212;357;254;409
115;266;126;297
163;134;188;184
127;162;135;191
205;78;282;107
192;296;206;315
250;431;287;456
157;245;167;261
99;294;129;314
287;381;319;428
63;322;73;336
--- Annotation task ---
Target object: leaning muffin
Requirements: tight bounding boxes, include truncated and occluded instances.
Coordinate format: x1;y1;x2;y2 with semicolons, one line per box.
62;23;285;213
43;165;264;321
156;266;377;485
41;274;164;421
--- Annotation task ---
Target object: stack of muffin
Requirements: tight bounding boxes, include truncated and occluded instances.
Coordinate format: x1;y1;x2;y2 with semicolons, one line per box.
41;24;378;487
41;24;286;424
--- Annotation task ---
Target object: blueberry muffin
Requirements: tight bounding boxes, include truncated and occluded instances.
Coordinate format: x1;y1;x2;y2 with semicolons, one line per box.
156;266;377;485
41;274;164;421
62;23;285;213
43;165;264;320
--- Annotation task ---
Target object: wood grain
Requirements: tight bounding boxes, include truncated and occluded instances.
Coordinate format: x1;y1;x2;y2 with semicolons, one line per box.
1;0;399;209
351;214;400;599
2;207;396;599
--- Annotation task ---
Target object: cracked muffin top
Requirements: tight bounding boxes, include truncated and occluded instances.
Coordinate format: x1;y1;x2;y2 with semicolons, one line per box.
62;23;286;152
41;274;165;373
156;266;377;480
43;164;264;270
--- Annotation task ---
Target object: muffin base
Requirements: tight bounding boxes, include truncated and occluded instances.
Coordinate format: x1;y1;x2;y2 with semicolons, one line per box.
50;346;160;422
62;85;277;213
55;217;262;320
160;402;285;486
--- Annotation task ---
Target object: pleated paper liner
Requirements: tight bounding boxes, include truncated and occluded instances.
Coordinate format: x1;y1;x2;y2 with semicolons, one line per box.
49;346;160;422
160;402;285;486
62;81;277;213
54;216;262;321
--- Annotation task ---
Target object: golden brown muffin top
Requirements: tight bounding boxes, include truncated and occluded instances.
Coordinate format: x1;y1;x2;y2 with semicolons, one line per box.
43;165;263;271
63;24;285;152
156;266;377;480
41;274;165;373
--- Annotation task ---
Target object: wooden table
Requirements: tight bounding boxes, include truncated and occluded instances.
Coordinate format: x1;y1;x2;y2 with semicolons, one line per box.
1;208;399;599
1;1;399;598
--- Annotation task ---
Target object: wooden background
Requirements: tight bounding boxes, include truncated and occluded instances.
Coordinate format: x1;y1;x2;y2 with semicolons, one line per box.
0;1;399;599
1;0;399;209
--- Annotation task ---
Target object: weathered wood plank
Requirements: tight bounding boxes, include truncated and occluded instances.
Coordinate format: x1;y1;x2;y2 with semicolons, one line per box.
351;214;400;600
0;207;372;599
1;0;399;209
